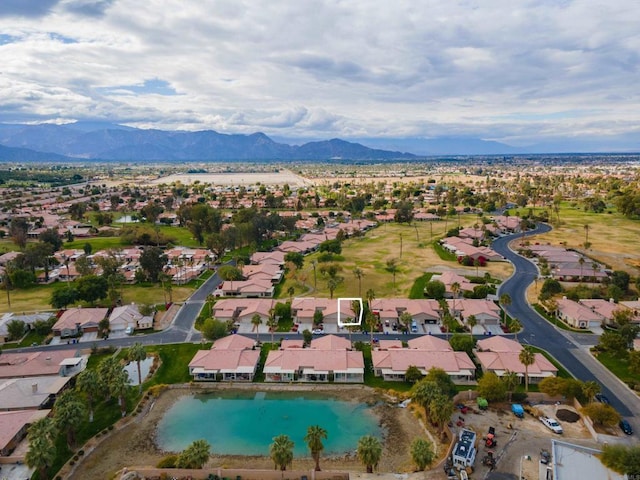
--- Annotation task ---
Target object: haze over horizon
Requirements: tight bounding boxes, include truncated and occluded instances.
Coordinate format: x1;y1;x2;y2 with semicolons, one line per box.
1;1;639;153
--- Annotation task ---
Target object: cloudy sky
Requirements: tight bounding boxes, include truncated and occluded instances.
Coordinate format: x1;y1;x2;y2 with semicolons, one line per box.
0;0;638;147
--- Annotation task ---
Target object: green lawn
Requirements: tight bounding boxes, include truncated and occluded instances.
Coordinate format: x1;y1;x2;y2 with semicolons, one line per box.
432;240;457;261
595;351;639;386
65;237;127;252
409;272;434;299
145;343;207;386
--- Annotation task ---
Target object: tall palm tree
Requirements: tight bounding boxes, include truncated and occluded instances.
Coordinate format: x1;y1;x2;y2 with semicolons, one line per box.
357;435;382;473
270;434;294;471
267;307;277;345
519;346;535;392
499;293;512;326
304;425;328;471
353;267;364;298
366;288;376;312
53;389;86;449
591;262;599;283
510;318;522;342
467;314;477;336
411;379;441;420
176;439;211;469
578;256;585;282
251;314;263;342
583;223;590;248
76;368;102;422
451;282;460;322
386;258;399;288
127;342;147;393
365;311;377;345
25;417;57;480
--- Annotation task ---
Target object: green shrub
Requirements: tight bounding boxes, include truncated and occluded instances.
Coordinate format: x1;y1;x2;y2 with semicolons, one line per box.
157;454;178;468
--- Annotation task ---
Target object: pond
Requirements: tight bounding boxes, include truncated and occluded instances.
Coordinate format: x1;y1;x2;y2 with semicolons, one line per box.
155;390;382;456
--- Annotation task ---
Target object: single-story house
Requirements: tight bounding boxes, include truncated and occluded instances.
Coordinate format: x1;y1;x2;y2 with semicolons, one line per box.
0;350;85;379
556;297;604;329
188;334;260;382
0;375;72;411
370;299;441;325
447;298;502;326
108;304;153;333
213;278;275;298
52;307;109;337
371;335;475;383
0;409;50;457
429;271;476;297
263;349;364;383
475;337;557;384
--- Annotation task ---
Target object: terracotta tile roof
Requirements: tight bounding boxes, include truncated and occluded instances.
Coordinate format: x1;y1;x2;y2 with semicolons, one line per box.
0;350;79;378
0;409;50;451
372;349;474;375
264;349;364;373
477;336;522;353
310;334;351;350
212;334;256;350
407;335;452;351
475;351;557;376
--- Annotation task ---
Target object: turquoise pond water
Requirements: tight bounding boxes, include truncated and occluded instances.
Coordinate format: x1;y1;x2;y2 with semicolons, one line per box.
155;391;382;456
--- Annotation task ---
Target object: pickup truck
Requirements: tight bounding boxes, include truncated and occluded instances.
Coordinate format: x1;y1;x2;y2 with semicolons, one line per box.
539;416;563;434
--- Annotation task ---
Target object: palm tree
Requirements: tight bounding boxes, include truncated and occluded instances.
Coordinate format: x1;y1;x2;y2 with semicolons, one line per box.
499;293;511;325
510;318;522;342
127;342;147;393
429;394;455;436
582;380;601;403
270;434;294;471
304;425;328;471
327;276;342;299
353;267;364;297
519;346;535;392
357;435;382;473
53;389;86;449
467;314;477;336
386;258;399;288
365;311;377;345
451;282;460;325
25;417;57;480
366;288;376;312
591;262;600;283
267;307;278;345
502;370;519;401
578;256;585;281
411;379;440;420
76;368;102;422
176;439;211;469
410;437;435;472
584;223;590;248
251;314;263;342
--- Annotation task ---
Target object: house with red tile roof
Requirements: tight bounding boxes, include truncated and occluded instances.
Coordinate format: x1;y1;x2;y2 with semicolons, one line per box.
578;299;628;327
52;307;109;337
0;409;50;457
0;350;84;379
213;278;275;298
264;343;364;383
430;271;475;297
370;299;441;326
447;298;502;327
188;334;260;381
475;337;557;384
250;250;286;266
556;297;604;329
371;335;475;383
291;298;356;325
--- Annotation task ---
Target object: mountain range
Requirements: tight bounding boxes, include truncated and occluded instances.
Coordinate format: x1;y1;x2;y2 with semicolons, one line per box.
0;123;420;162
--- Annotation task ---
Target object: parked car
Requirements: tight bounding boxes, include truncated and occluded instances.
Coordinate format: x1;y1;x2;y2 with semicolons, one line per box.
620;419;633;435
312;329;324;334
595;393;610;405
540;416;563;434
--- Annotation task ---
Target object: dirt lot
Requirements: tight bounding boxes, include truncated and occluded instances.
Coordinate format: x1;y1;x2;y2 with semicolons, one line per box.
449;400;599;480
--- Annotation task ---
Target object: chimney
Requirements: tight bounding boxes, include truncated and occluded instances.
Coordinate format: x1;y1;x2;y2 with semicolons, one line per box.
32;383;38;394
45;356;51;365
609;298;615;303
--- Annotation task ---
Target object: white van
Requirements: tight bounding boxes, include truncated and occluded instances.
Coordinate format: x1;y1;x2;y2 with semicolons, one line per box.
411;320;418;333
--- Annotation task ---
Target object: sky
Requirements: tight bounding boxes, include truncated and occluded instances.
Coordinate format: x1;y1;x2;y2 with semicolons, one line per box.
0;0;639;148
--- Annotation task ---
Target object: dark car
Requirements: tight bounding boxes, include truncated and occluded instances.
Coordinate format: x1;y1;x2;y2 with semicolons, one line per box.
595;393;610;405
620;419;633;435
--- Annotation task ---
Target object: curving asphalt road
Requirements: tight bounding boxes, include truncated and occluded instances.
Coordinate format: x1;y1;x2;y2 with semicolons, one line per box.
494;224;640;432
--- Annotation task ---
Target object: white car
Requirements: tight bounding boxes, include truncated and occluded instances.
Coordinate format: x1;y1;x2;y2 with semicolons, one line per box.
540;416;563;434
312;329;324;334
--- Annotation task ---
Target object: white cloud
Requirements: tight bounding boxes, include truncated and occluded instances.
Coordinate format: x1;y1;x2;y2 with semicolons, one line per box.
0;0;639;146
